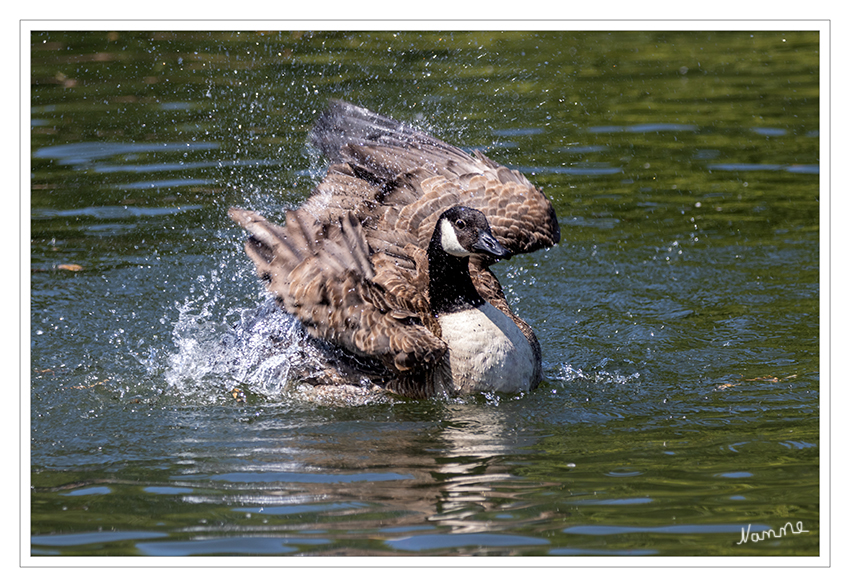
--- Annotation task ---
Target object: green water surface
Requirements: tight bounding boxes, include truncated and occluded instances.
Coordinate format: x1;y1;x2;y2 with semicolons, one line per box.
29;30;820;557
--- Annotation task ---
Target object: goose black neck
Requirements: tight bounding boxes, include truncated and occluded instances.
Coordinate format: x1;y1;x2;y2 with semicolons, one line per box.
427;243;485;315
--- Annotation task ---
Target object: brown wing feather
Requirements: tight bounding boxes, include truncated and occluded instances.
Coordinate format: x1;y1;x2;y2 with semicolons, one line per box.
228;207;446;374
309;100;475;180
306;101;560;260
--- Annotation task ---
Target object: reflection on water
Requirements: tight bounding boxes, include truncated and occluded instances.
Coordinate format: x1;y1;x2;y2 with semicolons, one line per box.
29;30;820;557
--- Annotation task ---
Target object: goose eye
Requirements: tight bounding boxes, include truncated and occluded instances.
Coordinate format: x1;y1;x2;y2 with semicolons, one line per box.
455;219;466;229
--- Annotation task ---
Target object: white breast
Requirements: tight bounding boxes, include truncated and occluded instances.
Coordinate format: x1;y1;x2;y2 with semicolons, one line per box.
437;302;536;394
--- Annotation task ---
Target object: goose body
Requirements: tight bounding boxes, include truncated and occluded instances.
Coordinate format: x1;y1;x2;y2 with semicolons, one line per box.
229;100;560;398
438;302;537;393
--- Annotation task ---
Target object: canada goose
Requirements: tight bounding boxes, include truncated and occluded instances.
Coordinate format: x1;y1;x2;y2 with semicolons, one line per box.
229;100;560;398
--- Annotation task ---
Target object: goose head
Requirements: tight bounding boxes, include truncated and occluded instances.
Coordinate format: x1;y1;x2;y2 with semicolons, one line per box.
427;206;510;315
432;206;511;261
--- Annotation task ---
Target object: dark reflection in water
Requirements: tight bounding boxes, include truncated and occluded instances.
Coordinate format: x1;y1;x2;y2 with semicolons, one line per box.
29;29;820;557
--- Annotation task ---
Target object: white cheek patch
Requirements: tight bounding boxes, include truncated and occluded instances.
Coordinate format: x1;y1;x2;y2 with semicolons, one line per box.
440;218;472;257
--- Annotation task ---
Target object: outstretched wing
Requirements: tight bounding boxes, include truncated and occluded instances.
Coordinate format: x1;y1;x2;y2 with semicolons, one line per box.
228;207;446;374
306;100;561;258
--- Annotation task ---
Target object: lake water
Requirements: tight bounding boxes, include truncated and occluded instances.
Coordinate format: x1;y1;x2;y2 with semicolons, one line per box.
28;29;821;558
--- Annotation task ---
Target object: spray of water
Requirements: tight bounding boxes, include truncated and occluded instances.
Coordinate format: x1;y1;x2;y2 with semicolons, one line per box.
163;291;309;397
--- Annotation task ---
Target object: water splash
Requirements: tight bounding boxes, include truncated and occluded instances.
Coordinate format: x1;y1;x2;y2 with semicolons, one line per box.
146;252;319;403
553;363;641;386
163;295;308;398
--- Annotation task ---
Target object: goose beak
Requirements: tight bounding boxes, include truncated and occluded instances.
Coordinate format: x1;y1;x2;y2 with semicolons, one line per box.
473;231;512;260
